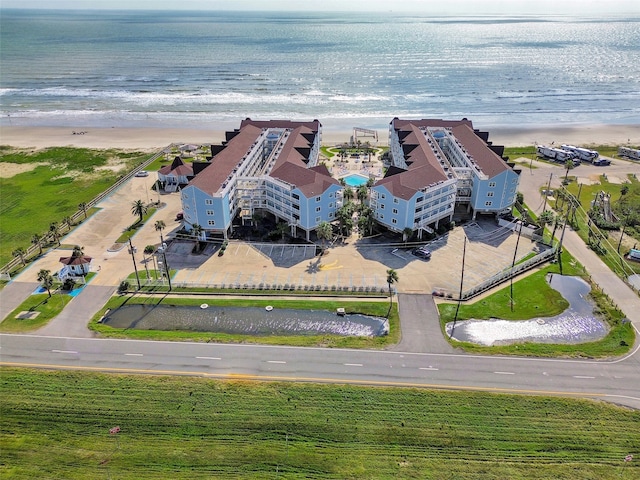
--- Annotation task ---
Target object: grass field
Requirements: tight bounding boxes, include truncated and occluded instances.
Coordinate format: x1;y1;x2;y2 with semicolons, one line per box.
0;146;149;265
1;368;638;479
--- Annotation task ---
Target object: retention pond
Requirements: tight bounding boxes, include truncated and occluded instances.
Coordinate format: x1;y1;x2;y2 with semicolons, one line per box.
102;304;388;337
445;274;609;346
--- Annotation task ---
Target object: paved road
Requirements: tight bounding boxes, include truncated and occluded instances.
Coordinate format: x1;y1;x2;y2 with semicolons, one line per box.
393;294;455;354
2;334;639;409
517;157;640;329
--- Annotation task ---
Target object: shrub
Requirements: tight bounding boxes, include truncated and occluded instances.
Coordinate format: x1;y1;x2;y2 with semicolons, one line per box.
118;281;130;293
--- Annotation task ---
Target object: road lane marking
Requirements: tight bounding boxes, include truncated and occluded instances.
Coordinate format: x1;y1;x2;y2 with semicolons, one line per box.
419;367;439;371
493;371;515;375
267;361;286;364
344;363;363;367
52;350;77;354
573;375;595;379
124;353;143;357
0;361;611;401
196;356;221;360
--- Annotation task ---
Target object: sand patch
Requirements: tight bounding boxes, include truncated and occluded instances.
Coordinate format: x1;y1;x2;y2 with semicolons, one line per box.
605;175;624;184
576;177;598;186
0;161;48;178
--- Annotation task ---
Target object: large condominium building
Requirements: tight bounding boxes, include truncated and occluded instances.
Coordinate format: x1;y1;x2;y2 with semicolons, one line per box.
180;119;342;240
372;118;520;237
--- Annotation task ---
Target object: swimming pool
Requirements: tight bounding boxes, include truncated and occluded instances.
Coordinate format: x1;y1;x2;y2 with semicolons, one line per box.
343;174;369;187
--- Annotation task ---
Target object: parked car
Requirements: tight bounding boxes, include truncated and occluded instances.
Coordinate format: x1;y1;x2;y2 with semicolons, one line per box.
411;247;431;259
135;170;149;177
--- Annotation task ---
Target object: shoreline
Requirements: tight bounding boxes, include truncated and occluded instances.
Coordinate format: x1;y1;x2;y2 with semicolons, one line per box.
1;123;639;150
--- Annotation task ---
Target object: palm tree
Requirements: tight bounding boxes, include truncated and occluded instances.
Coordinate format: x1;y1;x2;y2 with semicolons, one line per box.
343;187;355;202
37;269;54;297
131;199;148;223
563;159;575;183
71;245;84;258
31;233;44;256
358;206;375;237
155;219;166;243
49;222;61;246
275;221;289;241
191;223;204;250
78;202;88;219
316;221;333;253
12;247;26;266
403;227;413;244
336;205;354;237
386;268;399;318
357;185;368;204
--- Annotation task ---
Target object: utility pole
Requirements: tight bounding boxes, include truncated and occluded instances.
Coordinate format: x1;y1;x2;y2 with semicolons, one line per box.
128;238;141;290
510;220;524;312
542;173;553;213
452;235;467;334
162;248;172;291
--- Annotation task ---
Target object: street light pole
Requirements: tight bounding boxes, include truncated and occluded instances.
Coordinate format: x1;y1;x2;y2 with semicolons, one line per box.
162;248;172;291
128;238;141;290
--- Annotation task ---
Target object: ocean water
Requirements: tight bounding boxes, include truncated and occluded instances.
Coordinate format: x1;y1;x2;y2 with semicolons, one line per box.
1;9;639;131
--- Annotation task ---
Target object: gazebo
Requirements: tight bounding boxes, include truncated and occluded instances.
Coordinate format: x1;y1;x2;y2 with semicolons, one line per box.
58;255;92;279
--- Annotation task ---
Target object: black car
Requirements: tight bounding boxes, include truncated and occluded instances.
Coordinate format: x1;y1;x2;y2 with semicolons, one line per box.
411;247;431;259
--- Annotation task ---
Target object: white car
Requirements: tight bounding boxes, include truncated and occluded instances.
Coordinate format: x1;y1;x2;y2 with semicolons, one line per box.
135;170;149;177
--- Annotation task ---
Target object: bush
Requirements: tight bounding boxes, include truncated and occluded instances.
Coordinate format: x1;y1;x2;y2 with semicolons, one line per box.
118;281;130;293
62;278;76;291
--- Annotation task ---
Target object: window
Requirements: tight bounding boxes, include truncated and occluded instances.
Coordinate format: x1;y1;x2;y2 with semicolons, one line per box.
206;210;214;216
329;212;334;218
205;199;213;205
489;182;496;188
417;196;424;203
329;203;334;208
393;198;399;204
380;204;385;209
292;193;299;200
207;220;215;226
392;219;397;224
380;194;386;199
487;192;494;197
316;196;321;202
185;205;190;210
316;216;321;223
379;214;384;220
485;201;493;206
315;206;321;212
329;192;334;198
392;208;398;214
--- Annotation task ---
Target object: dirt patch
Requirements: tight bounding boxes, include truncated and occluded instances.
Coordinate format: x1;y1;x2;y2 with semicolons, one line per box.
0;162;48;178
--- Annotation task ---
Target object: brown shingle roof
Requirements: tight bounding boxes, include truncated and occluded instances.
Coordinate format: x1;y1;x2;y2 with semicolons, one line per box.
59;256;92;266
188;119;338;198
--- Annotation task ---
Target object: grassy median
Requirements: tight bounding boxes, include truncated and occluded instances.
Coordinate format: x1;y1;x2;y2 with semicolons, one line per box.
1;368;638;479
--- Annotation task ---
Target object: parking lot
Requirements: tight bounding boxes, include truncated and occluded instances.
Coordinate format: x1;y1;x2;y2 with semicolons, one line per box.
170;217;540;294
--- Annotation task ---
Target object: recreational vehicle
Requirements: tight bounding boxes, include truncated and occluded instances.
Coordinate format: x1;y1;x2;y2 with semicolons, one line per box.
618;146;640;161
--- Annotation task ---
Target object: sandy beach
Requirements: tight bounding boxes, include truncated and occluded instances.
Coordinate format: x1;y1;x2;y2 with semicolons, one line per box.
1;123;638;150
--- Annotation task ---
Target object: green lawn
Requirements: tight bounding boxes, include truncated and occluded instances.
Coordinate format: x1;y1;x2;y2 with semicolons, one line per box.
0;147;149;265
438;253;634;358
90;295;399;349
0;292;73;332
1;368;638;479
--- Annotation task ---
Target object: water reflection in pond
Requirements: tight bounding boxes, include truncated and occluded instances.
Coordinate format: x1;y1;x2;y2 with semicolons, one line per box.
445;275;609;346
102;304;388;337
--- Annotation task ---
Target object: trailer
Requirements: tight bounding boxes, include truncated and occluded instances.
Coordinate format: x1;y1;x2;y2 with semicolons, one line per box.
561;144;600;163
536;145;579;164
618;146;640;161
